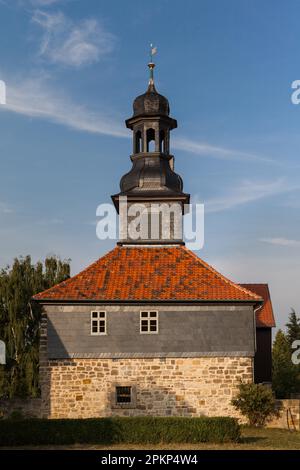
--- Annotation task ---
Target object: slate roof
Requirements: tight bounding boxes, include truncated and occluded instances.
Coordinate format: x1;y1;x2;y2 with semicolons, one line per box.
33;246;262;303
240;283;276;328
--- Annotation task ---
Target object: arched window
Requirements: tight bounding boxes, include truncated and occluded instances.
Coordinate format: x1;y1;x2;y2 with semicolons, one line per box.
159;130;165;153
146;128;155;152
135;130;142;153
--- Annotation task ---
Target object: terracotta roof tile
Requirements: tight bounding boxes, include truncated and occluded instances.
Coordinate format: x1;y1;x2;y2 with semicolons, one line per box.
33;246;262;303
239;283;276;328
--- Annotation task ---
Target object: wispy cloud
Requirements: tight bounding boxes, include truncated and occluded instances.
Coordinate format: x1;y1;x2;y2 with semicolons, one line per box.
173;137;274;164
204;178;298;213
30;0;62;6
36;217;64;225
0;75;284;165
282;197;300;209
260;237;300;247
32;10;115;67
0;202;13;214
1;75;127;138
1;0;64;8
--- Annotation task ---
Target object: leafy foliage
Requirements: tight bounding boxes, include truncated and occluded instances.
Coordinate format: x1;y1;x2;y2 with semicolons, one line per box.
272;328;300;398
231;382;278;426
0;416;241;445
286;309;300;349
0;256;70;398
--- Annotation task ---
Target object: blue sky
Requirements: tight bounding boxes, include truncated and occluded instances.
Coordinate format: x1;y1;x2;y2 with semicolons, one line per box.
0;0;300;331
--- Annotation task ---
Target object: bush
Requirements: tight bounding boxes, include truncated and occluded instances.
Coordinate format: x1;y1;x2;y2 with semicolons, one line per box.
8;409;24;421
0;416;240;446
231;382;279;427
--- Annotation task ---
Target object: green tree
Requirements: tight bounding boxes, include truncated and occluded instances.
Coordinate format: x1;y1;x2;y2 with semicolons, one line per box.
272;329;299;398
0;255;70;398
286;309;300;349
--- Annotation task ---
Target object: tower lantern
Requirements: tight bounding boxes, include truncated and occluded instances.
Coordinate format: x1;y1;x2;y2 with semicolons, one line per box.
112;50;190;245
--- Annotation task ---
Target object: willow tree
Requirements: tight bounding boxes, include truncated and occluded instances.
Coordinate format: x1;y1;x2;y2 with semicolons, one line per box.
0;255;70;398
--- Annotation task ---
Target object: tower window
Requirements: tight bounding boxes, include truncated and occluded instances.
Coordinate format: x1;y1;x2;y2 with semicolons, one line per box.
146;128;155;152
91;311;106;335
135;130;142;153
159;130;166;153
140;311;158;334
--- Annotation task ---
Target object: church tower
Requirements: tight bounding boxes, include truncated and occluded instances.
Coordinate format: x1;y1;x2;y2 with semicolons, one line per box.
112;58;190;245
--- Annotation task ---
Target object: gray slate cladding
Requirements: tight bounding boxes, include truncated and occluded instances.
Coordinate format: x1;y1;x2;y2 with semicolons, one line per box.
45;304;256;359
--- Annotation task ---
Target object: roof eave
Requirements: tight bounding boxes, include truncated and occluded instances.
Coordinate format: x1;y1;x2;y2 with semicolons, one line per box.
32;298;263;306
256;322;276;328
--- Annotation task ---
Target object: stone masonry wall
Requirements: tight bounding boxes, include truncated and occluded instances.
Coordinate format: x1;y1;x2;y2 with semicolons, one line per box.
0;398;42;419
41;356;253;420
267;399;300;431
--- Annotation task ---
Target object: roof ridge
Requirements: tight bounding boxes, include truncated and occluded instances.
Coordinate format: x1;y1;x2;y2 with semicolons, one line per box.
181;246;262;301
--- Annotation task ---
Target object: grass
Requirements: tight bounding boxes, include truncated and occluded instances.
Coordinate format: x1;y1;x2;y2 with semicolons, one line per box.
1;427;300;450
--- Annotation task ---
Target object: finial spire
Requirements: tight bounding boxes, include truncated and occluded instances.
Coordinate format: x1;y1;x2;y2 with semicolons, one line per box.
148;44;157;89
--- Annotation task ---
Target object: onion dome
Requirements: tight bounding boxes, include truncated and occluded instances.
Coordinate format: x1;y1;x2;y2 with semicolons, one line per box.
133;82;170;117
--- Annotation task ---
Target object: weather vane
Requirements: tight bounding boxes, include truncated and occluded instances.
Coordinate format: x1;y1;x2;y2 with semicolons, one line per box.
149;43;157;63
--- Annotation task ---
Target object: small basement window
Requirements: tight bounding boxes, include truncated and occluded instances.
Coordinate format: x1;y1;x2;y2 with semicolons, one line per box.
112;385;136;408
116;386;132;404
140;311;158;334
91;311;106;335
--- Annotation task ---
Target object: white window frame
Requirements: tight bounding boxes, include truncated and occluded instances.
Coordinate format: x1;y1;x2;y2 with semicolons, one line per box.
90;310;107;335
140;310;159;334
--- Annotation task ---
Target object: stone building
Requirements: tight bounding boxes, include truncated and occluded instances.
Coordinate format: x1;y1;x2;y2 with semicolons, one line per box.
33;60;275;419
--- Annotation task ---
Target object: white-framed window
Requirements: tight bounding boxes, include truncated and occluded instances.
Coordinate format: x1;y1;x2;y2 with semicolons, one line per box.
140;310;158;334
91;311;106;335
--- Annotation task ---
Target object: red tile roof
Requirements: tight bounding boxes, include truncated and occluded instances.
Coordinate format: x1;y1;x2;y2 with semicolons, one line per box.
239;283;276;328
33;246;261;303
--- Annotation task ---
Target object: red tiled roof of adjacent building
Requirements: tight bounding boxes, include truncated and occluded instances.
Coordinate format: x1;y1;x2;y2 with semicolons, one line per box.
33;245;262;303
239;283;276;328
